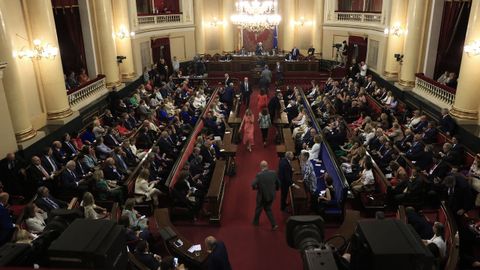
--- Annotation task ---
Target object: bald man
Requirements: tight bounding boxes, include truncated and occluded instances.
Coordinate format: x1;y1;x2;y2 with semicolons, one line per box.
252;160;280;230
205;236;232;270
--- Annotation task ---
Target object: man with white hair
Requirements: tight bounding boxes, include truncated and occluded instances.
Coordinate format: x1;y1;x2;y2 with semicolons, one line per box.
240;77;251;108
252;160;280;230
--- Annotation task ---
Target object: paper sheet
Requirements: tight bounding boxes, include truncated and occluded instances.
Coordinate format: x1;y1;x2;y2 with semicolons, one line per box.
188;244;202;253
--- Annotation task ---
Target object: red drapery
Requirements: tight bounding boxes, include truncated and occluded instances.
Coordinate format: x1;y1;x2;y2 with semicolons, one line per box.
337;0;382;12
52;2;87;76
242;29;274;51
154;0;180;13
151;38;172;69
434;1;471;79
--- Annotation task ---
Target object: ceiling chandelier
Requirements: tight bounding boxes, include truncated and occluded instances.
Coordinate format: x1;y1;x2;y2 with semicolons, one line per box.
231;0;281;32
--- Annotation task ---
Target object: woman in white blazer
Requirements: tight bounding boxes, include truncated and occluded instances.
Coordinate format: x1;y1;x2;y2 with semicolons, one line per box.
24;203;47;234
134;169;161;206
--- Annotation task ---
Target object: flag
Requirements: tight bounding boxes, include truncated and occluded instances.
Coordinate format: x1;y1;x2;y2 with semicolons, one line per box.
273;25;278;49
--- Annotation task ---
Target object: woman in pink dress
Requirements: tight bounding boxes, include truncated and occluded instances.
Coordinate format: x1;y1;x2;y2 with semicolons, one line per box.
241;109;255;152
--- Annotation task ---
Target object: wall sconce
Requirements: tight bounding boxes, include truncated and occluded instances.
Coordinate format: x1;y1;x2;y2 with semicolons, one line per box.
209;17;224;27
116;25;135;39
293;17;312;26
13;39;58;60
464;40;480;56
384;24;404;37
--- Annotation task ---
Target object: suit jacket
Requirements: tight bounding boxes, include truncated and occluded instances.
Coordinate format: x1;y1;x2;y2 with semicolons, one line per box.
61;169;80;190
414;151;433;171
240;82;251;96
252;170;280;203
41;155;60;174
447;175;474;213
413;121;428;134
307;47;315;55
224;77;233;87
62;141;78;157
103;166;124;182
35;196;67;213
134;252;160;270
104;134;121;148
0;204;14;245
52;147;68;165
291;48;300;59
278;158;293;187
28;165;49;185
208;241;232;270
422;128;438;144
439;114;456;134
136;133;153;150
406;142;423;159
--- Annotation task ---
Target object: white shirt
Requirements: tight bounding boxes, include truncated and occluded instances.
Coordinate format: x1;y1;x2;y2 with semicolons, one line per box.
172;60;180;71
360;64;368;76
361;169;375;185
427;236;446;257
308;143;321;160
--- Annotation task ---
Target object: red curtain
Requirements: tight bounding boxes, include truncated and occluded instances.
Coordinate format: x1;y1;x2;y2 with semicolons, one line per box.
151;38;172;69
53;5;87;76
243;29;274;51
51;0;78;7
153;0;180;13
434;1;471;79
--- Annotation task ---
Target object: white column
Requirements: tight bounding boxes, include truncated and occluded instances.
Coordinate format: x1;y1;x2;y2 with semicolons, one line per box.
0;63;19;154
280;0;295;51
222;0;235;52
112;0;136;81
93;0;121;88
383;0;407;77
451;0;480;121
194;0;205;54
27;0;73;120
312;0;324;56
398;0;427;87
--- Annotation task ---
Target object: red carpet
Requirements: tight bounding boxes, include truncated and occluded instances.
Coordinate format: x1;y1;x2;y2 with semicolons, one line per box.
176;89;303;269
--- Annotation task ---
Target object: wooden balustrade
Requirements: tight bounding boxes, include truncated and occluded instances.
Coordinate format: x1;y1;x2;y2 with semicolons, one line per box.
137;13;182;26
414;73;456;107
67;75;107;107
335;12;382;23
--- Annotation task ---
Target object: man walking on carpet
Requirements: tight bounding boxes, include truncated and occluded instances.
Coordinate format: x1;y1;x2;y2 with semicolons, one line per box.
252;160;280;230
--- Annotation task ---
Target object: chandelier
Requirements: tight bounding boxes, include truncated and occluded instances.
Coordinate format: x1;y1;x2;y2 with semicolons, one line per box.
231;0;281;32
13;39;58;60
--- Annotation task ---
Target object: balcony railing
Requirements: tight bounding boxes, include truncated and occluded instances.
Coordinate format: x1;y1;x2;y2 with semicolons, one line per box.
68;75;107;107
334;11;382;23
415;73;456;106
137;13;182;26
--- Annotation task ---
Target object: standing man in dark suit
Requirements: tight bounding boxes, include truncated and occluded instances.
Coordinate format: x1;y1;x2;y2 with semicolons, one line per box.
444;175;474;217
224;73;232;87
438;108;456;135
240;77;251;108
291;46;300;60
278;152;299;212
222;82;235;113
307;45;315;56
252;160;280;230
0;192;15;246
205;236;232;270
0;153;27;198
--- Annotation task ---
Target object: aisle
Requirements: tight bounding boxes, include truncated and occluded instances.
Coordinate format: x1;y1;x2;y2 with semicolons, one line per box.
177;89;302;269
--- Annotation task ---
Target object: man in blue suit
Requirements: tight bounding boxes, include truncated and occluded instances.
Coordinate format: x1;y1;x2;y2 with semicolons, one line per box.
404;134;424;160
438;108;456;135
278;151;295;212
0;192;15;245
205;236;232;270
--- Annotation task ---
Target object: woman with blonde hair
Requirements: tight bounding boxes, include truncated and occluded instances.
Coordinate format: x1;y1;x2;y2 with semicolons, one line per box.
240;109;255;152
93;169;124;202
82;192;107;220
134;169;161;206
122;198;148;230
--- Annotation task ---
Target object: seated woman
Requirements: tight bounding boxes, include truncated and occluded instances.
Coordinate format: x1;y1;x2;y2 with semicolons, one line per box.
134;169;162;206
314;174;335;216
386;122;404;143
350;158;375;196
423;222;446;258
388;161;408;186
23;203;47;234
172;171;204;217
82;192;108;220
291;107;306;128
77;68;90;85
122;198;148;231
93;169;124;202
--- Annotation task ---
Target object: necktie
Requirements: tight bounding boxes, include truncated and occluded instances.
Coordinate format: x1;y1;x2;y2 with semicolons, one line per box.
111;135;119;145
45;197;59;209
245;83;248;91
38;165;49;178
48;156;57;171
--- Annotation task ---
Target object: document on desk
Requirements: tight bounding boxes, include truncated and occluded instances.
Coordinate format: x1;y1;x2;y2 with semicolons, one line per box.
188;244;202;253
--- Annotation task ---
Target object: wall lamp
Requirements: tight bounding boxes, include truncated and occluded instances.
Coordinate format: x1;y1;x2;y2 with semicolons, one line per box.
209;17;224;27
293;17;312;27
116;25;135;39
464;40;480;56
384;24;404;37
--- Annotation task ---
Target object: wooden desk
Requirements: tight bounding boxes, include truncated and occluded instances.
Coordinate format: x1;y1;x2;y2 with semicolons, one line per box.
276;128;295;157
206;160;227;223
206;57;320;74
273;112;289;128
154;209;209;266
290;160;308;215
222;128;237;156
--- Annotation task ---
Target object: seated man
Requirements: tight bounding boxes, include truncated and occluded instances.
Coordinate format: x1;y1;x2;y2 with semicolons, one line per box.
61;160;87;195
391;167;424;205
0;192;16;246
350;159;375;196
34;186;67;213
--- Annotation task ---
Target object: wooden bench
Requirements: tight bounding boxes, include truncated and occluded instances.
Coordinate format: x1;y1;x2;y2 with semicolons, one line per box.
128;252;149;270
360;160;391;210
221;128;237;156
276;128;295;157
206;160;227;223
273;112;289;128
154;208;209;267
289;160;308;215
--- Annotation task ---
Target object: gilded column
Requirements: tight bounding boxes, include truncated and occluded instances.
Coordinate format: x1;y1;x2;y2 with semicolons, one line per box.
194;0;206;54
222;0;235;52
93;0;121;88
0;63;19;154
280;0;295;51
112;0;136;80
312;0;324;56
0;5;36;141
26;0;73;120
451;0;480;121
384;0;408;77
398;0;427;87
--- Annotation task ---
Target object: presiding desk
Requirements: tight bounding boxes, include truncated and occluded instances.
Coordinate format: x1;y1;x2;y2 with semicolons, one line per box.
155;208;209;267
206;55;320;76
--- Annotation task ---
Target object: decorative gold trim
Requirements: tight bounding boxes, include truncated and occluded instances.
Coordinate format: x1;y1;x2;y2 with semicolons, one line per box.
47;107;73;120
106;80;122;89
398;78;415;87
15;127;37;142
121;72;137;80
384;71;398;77
450;106;478;120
